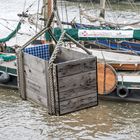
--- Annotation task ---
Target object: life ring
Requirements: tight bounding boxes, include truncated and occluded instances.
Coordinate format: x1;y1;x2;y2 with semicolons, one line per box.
117;86;129;98
0;72;10;83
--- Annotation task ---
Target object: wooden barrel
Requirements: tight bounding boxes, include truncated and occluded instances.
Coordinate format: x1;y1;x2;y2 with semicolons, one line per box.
97;63;117;95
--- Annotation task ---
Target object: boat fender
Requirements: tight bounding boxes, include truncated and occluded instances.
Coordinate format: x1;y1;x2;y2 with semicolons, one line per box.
117;86;129;98
0;72;10;83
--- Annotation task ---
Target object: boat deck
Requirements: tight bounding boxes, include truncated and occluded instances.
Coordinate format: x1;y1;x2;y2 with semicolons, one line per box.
69;46;140;64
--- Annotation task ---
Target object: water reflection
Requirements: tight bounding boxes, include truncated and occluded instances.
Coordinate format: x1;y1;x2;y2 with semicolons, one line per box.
0;88;140;140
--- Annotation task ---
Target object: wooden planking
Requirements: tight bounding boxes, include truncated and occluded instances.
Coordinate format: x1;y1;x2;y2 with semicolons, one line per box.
24;65;47;86
111;63;140;71
24;65;47;98
55;55;97;115
58;70;96;92
26;88;48;107
24;53;46;73
23;53;49;108
54;54;97;115
57;47;90;61
59;87;97;102
17;51;26;99
25;77;48;98
59;94;97;115
57;57;96;78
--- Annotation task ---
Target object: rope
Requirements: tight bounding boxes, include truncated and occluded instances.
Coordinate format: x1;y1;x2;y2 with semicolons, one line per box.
128;0;138;12
106;0;119;27
25;0;38;13
23;0;27;13
0;22;15;32
64;1;69;28
60;0;64;22
0;18;18;22
78;4;82;24
0;0;38;43
35;0;41;33
48;31;65;115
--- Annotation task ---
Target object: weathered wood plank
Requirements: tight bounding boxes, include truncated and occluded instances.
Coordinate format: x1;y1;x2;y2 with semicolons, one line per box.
59;87;97;102
24;53;47;73
24;65;47;85
25;75;47;91
59;94;97;115
26;88;48;107
24;53;49;105
17;52;26;99
58;70;96;92
25;78;48;98
57;57;96;78
56;47;90;62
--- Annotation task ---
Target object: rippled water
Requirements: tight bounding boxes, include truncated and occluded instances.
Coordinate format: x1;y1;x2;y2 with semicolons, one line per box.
0;0;140;139
0;88;140;140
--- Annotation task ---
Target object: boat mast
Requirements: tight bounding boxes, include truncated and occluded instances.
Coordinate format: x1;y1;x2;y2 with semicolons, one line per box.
43;0;52;26
99;0;106;19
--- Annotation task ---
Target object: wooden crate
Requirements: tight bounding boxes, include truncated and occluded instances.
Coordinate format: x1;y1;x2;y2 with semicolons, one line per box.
48;47;98;115
18;44;50;108
23;53;49;107
18;46;98;115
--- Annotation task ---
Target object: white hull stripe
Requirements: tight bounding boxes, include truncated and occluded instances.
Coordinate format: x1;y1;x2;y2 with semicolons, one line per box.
118;75;140;83
78;30;134;38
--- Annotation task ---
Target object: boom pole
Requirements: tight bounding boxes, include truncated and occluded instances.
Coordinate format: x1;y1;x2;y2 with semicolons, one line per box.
43;0;52;26
99;0;106;19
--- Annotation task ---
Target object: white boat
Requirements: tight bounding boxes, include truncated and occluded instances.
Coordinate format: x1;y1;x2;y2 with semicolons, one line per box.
69;46;140;64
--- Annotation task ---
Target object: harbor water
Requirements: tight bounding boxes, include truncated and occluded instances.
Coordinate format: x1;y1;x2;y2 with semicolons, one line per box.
0;0;140;139
0;88;140;140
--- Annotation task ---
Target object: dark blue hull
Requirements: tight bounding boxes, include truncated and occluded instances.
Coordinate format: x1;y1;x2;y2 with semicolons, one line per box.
95;40;140;54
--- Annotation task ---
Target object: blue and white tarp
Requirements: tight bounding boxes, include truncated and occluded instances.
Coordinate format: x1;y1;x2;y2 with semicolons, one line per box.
24;44;50;60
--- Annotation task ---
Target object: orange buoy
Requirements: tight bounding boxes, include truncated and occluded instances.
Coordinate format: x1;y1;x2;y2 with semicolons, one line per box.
97;63;117;95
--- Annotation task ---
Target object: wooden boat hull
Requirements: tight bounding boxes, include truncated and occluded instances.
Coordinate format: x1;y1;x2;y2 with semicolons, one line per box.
111;63;140;71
